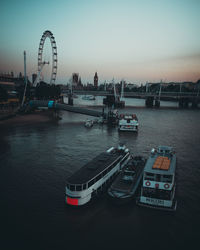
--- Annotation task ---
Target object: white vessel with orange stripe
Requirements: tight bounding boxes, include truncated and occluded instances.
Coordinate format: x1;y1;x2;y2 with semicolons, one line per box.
137;146;177;211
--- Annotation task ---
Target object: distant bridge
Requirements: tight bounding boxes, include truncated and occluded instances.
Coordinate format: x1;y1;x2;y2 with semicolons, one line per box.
64;90;199;108
65;90;200;100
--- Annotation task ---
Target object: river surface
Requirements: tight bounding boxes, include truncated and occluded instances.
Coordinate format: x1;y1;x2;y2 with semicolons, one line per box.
0;97;200;250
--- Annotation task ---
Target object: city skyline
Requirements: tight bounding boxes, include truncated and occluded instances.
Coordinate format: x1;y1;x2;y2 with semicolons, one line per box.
0;0;200;84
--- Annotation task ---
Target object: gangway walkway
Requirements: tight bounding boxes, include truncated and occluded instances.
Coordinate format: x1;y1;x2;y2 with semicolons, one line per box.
29;100;105;118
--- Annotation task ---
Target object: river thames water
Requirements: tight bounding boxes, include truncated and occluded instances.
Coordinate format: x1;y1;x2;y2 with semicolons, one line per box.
0;97;200;250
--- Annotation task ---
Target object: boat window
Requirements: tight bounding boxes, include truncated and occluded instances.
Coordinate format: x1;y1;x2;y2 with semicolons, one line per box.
142;187;171;200
104;168;108;174
83;184;87;190
96;174;101;181
163;175;169;178
117;157;123;164
105;167;109;174
88;179;95;188
103;169;107;176
145;177;154;180
145;173;155;180
70;185;75;191
162;175;173;183
156;174;161;182
76;185;82;191
108;166;112;172
145;172;154;176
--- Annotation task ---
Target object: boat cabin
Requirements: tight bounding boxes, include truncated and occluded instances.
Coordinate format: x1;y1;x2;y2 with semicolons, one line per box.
65;145;130;206
66;146;129;192
143;146;176;189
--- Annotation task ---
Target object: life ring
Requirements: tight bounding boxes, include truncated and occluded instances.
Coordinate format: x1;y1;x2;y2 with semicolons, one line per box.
164;183;170;189
145;181;151;186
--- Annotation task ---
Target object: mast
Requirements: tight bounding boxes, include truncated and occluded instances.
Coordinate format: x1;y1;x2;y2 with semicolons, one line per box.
113;78;117;101
158;80;162;101
120;79;124;101
21;51;28;107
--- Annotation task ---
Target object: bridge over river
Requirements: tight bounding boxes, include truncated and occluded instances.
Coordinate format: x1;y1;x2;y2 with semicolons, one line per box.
66;90;200;108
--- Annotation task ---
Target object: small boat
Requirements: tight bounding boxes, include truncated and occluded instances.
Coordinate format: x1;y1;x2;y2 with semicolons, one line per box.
72;94;78;98
136;146;177;211
65;144;130;206
118;113;139;132
82;95;96;100
107;156;146;204
84;119;93;128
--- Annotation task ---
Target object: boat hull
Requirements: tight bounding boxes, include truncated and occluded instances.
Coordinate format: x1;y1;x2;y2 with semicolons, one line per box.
118;126;138;132
136;198;177;212
107;190;138;205
65;146;131;206
107;157;145;205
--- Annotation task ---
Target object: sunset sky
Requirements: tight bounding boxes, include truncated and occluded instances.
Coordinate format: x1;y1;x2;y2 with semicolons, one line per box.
0;0;200;84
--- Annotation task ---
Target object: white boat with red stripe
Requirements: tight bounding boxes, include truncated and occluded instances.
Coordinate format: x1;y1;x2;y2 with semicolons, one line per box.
65;144;130;206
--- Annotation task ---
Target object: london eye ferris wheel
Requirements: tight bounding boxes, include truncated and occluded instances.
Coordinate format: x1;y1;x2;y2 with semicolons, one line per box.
34;30;57;86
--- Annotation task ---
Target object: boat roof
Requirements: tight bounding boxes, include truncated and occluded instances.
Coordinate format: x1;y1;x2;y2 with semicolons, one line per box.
144;146;176;175
67;151;123;185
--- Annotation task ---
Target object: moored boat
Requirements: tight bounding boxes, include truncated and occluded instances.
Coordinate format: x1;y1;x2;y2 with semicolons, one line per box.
118;113;139;132
65;144;130;206
108;156;146;204
82;95;96;100
84;119;93;128
137;146;177;211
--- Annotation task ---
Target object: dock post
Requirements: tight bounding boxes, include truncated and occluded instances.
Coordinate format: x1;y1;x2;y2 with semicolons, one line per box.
145;96;154;107
154;97;160;108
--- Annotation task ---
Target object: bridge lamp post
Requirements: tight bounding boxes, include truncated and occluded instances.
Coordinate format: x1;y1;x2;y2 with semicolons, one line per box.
145;82;149;93
179;83;182;94
158;83;162;100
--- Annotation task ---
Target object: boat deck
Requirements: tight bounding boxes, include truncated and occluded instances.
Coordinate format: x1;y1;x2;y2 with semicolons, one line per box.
145;153;176;175
109;158;145;193
67;150;125;185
